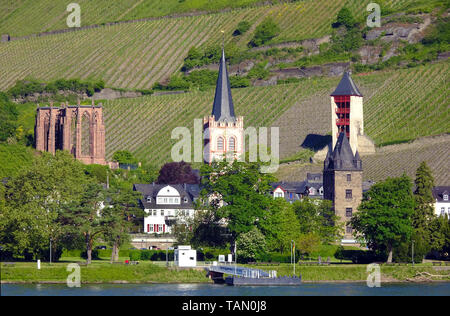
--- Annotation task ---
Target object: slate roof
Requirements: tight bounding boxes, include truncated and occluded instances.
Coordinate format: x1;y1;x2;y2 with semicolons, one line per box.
270;174;324;202
133;183;200;210
331;72;363;97
211;48;236;122
324;132;362;171
432;186;450;203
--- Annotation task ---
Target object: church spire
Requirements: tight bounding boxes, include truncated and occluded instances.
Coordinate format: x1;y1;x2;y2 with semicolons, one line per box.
211;48;236;123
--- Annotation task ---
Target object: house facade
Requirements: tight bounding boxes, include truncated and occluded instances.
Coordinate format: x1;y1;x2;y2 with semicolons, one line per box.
433;186;450;217
133;183;200;235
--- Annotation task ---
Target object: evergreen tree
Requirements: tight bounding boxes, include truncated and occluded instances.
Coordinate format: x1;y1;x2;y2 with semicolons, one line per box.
413;161;435;227
412;161;436;256
60;182;105;264
103;187;143;262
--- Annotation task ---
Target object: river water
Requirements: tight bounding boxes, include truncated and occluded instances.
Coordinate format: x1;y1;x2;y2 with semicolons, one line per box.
2;282;449;296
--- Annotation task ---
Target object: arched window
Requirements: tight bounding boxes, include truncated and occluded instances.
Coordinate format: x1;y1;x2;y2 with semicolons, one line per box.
81;112;92;156
217;136;224;151
229;137;236;152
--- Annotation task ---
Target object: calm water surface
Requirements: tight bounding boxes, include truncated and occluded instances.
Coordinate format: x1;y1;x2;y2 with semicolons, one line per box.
2;282;450;296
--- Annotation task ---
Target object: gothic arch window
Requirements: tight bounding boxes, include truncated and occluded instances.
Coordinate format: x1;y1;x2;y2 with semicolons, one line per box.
70;113;77;155
81;112;92;156
229;136;236;152
217;136;224;151
43;113;50;152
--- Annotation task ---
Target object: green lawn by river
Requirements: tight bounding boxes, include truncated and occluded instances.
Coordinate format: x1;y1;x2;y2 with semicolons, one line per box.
2;260;449;284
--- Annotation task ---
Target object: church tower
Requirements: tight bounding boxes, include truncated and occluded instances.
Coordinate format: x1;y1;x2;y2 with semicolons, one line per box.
330;72;365;155
203;48;244;164
323;132;363;243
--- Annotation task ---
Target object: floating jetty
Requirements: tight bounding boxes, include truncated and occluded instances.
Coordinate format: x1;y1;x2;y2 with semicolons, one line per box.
205;265;302;286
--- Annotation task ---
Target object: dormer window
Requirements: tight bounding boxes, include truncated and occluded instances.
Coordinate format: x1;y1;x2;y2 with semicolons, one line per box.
184;197;188;203
444;194;449;201
146;196;152;203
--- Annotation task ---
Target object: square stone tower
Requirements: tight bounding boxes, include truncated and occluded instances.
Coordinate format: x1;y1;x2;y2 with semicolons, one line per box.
323;132;363;243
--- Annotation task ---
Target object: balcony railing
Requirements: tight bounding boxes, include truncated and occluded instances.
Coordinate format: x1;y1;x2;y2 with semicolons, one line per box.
336;118;350;125
335;108;350;114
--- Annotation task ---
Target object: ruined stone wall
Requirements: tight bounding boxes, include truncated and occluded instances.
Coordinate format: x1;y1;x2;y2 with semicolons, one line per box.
35;104;106;165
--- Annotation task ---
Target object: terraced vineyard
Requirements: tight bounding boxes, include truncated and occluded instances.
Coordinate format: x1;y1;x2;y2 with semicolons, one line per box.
103;60;449;167
0;0;413;38
275;134;450;186
274;61;450;158
0;0;414;91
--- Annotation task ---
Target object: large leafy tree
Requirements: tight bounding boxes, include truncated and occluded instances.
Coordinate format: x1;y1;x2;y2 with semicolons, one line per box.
351;175;415;263
200;160;275;243
157;161;199;184
236;227;267;263
292;198;343;243
1;151;87;259
259;198;301;253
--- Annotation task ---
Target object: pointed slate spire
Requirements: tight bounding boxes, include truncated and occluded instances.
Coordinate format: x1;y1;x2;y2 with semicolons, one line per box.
211;48;236;122
325;132;362;171
331;72;362;97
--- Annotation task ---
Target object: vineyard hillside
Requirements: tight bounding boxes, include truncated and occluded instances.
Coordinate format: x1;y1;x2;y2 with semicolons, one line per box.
1;0;415;38
275;134;450;186
102;60;449;167
0;0;419;91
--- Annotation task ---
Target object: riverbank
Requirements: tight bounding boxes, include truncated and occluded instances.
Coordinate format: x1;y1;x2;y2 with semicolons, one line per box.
1;261;449;284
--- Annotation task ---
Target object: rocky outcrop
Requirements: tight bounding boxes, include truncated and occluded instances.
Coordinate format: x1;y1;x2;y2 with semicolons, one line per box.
365;15;431;44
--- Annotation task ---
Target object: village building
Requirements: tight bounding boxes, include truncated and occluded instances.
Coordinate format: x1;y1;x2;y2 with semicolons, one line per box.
270;173;324;202
203;48;244;164
133;183;200;235
432;186;450;217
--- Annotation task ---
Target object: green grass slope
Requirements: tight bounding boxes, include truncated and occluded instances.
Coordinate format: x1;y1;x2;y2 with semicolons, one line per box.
0;0;415;91
103;60;449;167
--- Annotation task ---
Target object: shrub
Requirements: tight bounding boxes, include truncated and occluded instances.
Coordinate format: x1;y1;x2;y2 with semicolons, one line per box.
249;17;280;47
333;7;355;29
112;150;137;165
81;249;99;260
234;21;251;36
246;61;269;80
129;250;141;261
